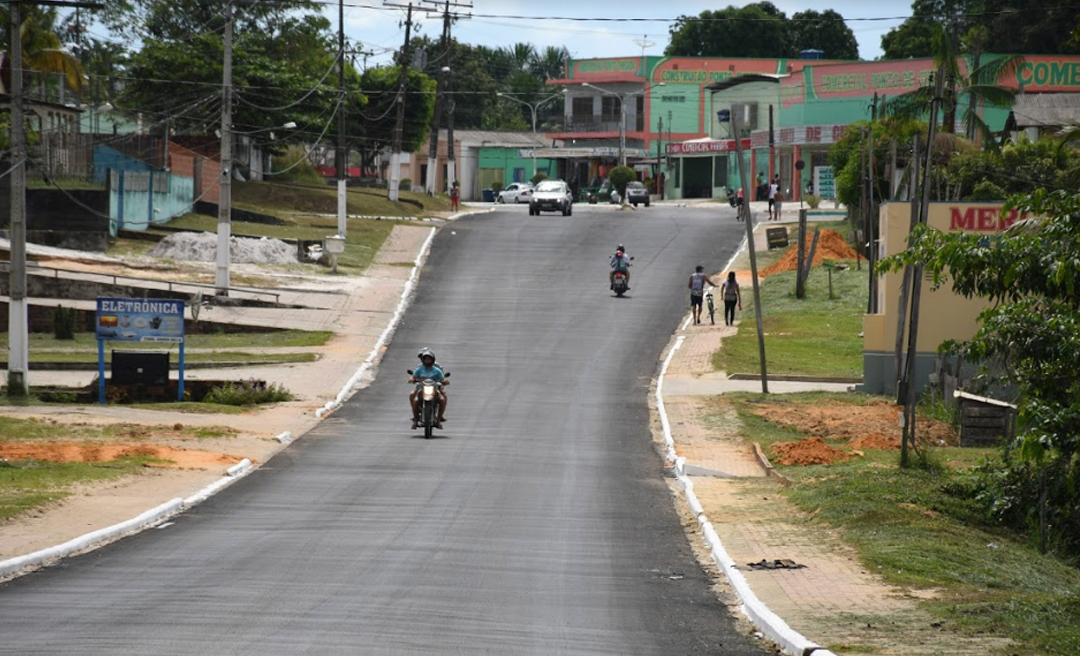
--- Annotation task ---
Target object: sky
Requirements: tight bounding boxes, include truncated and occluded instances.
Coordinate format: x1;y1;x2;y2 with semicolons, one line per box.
333;0;911;68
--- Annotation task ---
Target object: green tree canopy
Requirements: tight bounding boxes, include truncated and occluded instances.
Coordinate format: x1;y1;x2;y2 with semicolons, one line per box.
790;9;859;60
878;188;1080;556
357;65;435;154
666;3;795;58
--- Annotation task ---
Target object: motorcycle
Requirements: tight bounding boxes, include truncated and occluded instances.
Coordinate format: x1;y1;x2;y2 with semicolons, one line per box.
407;370;449;439
612;257;634;297
726;188;744;209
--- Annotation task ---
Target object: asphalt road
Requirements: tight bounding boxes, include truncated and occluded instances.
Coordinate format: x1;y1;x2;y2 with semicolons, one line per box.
0;204;770;655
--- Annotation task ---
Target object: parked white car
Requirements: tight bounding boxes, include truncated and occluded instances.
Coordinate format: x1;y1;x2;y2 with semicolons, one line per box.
497;182;534;204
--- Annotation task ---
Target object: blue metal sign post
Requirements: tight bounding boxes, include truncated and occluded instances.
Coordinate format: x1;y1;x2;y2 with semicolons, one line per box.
95;298;186;403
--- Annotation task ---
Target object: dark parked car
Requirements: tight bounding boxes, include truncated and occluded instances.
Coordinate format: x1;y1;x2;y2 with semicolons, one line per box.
529;180;574;216
625;181;650;207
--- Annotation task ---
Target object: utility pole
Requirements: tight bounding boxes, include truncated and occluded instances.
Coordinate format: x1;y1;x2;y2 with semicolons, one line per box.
900;70;944;467
445;41;457;191
656;116;663;200
7;0;103;395
424;1;450;195
336;0;347;236
732;106;768;394
215;0;233;294
8;0;28;395
387;3;414;202
868;92;878;313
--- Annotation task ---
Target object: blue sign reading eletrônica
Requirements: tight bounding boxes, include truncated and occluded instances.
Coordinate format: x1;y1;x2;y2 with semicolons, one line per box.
96;297;185;343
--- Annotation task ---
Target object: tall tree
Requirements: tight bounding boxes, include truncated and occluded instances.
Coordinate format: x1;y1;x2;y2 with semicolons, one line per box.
0;4;85;94
666;3;794;58
529;45;570;81
887;25;1021;147
790;9;859;60
97;0;320;42
356;65;435;154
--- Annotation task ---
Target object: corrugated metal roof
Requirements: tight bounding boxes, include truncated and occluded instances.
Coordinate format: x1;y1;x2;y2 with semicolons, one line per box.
445;129;547;147
1012;93;1080;127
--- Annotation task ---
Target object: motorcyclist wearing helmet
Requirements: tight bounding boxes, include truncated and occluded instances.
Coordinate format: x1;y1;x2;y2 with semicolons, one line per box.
609;244;631;290
409;348;448;429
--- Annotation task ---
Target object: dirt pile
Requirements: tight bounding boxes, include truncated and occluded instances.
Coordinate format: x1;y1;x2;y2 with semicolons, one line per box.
148;232;297;264
760;228;860;277
0;442;247;469
770;436;852;465
747;398;957;449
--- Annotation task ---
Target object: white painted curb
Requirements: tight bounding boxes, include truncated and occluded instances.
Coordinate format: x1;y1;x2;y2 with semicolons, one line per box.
656;335;838;656
1;225;443;581
316;226;438;418
0;498;184;580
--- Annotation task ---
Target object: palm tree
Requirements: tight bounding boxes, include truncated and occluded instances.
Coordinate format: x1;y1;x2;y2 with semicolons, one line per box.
500;43;535;74
887;24;1021;149
529;46;569;81
1;4;86;96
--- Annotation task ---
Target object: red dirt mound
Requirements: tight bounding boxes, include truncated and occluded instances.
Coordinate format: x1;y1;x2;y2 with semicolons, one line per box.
760;228;860;277
0;442;247;469
770;436;853;466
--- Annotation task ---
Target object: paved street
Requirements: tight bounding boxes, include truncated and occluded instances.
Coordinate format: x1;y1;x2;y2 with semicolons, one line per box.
0;205;772;654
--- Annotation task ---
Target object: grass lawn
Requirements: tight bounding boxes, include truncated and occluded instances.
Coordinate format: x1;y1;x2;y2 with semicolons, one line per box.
719;392;1080;656
0;416;238;521
713;258;867;378
0;331;330;365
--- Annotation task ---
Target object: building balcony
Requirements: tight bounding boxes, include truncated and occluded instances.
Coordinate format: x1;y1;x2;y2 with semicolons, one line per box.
543;117;646;135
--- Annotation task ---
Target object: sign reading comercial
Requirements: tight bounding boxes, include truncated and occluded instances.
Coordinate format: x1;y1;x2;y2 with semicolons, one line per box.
666;139;751;155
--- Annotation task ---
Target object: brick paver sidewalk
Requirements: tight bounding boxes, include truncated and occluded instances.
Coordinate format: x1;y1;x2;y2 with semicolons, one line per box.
657;307;1010;655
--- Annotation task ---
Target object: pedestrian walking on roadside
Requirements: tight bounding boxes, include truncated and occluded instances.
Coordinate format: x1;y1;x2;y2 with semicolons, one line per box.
773;187;785;221
689;265;717;325
721;271;742;326
768;176;779;220
450;182;460;212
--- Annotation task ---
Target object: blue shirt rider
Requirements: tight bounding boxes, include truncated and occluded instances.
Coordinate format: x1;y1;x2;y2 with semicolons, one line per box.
609;244;631;290
410;348;448;430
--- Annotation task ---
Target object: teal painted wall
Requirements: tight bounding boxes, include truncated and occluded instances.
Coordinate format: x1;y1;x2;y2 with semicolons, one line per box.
478;148;557;185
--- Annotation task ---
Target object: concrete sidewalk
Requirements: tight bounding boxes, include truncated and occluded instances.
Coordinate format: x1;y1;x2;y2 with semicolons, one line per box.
653;221;1000;655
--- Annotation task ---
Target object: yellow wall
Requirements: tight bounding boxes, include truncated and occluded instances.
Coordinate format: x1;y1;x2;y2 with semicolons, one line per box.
866;202;1023;353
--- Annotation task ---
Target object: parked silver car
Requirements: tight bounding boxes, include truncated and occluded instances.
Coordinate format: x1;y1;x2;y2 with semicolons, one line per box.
529;180;574;216
497;182;533;204
625;180;650;207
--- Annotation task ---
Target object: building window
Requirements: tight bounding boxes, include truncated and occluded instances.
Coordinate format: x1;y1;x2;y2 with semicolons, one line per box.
601;96;621;123
513;167;525;182
673;158;680;187
572;97;592;121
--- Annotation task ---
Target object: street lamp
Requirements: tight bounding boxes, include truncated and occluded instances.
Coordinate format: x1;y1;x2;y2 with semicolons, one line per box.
496;91;564;178
582;82;664;168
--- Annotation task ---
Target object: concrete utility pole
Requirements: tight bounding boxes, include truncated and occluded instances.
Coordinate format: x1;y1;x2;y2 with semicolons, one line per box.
423;1;451;194
732;106;769;394
7;0;103;395
387;2;414;202
215;0;233;294
8;0;28;395
336;0;347;236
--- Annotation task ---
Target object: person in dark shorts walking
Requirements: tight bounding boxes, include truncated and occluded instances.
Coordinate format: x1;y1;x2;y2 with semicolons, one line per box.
721;271;742;325
689;265;717;325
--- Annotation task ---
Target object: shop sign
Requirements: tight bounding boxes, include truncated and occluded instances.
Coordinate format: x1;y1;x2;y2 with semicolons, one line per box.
96;298;184;343
813;166;836;199
947;206;1029;231
666;139;750;155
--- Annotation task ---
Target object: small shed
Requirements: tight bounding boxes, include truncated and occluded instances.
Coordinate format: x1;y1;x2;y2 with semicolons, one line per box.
953;390;1016;448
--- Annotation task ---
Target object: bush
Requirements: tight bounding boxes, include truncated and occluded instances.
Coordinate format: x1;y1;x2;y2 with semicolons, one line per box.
491;181;504;194
608;166;636;199
203;380;292;406
530;171;548;186
54;306;76;340
400;178;412;191
806;194;821;209
270;145;325;184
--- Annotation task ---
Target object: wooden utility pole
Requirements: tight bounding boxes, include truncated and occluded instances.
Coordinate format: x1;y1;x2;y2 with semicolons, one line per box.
868;92;878;313
901;69;944;467
894;135;920;404
732;106;768;394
